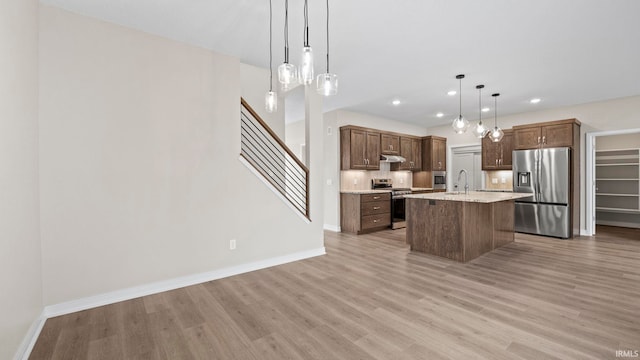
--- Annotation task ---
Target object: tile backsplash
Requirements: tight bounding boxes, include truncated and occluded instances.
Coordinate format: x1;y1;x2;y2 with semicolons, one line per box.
483;170;513;190
341;162;413;190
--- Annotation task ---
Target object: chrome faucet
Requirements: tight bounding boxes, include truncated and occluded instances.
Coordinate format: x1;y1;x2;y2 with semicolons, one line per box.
457;169;469;195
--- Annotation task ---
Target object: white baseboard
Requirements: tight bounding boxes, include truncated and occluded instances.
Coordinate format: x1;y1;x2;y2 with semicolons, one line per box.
43;246;325;318
323;224;341;232
15;310;46;360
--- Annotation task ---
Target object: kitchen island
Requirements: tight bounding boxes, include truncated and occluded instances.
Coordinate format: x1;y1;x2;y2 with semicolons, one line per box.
404;191;531;262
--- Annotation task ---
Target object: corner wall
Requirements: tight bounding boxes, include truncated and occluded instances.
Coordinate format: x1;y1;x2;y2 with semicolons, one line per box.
38;5;323;307
0;0;43;358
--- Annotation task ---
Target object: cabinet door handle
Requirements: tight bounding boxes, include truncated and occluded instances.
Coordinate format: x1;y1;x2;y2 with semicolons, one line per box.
373;219;379;223
495;159;498;165
373;196;380;200
438;161;442;169
373;206;381;210
538;136;541;144
542;136;546;144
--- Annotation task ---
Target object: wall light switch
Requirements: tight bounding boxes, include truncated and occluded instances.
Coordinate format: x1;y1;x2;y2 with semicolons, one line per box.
327;126;332;135
492;178;498;184
501;177;506;184
399;178;404;184
353;178;358;185
327;179;333;186
229;239;236;250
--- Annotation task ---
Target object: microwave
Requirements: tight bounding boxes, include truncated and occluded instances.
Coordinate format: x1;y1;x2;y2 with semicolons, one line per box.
433;171;446;189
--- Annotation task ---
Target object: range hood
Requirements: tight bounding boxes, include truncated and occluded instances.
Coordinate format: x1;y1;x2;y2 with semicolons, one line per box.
380;154;406;163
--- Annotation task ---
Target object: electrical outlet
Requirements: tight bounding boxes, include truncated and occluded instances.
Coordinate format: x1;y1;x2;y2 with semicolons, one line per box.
327;179;332;186
229;239;236;250
327;126;332;135
353;178;358;185
399;178;404;184
492;178;498;184
501;177;506;184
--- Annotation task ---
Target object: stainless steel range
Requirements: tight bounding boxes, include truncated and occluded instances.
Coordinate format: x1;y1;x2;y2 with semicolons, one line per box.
372;178;411;230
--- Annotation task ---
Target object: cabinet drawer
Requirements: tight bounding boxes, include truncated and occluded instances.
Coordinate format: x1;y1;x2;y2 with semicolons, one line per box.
361;193;391;202
361;200;391;216
361;214;391;229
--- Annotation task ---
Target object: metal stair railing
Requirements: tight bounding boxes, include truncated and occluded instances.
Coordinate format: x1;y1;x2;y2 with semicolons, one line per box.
240;98;310;219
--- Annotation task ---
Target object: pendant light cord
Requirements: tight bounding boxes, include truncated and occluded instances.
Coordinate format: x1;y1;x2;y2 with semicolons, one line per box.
494;95;498;127
284;0;289;63
303;0;309;47
458;77;462;118
478;87;482;123
269;0;273;91
326;0;330;72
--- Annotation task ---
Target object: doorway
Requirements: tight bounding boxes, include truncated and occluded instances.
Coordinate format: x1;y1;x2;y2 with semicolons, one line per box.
450;145;483;192
585;128;640;235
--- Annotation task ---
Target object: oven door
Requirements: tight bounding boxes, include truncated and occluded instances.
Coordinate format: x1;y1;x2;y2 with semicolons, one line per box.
391;197;406;229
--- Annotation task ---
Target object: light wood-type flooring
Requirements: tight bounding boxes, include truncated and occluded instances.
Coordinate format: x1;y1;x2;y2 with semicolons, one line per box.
30;226;640;359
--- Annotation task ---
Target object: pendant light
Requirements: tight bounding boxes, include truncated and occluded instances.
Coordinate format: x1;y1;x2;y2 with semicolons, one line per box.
451;74;469;134
278;0;297;90
316;0;338;96
489;93;504;142
298;0;314;85
472;84;489;138
265;0;277;113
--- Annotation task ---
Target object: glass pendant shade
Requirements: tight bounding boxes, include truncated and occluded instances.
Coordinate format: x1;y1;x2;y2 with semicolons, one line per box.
451;115;470;134
278;63;297;90
473;121;489;138
489;92;503;142
265;90;277;113
299;46;314;85
489;127;504;142
316;73;338;96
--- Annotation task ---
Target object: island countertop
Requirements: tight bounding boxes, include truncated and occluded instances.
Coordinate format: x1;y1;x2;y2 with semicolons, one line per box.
404;191;531;203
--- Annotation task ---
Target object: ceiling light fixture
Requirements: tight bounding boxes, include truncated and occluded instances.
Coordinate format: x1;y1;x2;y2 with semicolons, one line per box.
278;0;297;90
316;0;338;96
447;90;457;96
489;93;504;142
265;0;277;113
436;112;444;118
392;99;401;106
298;0;314;85
472;84;489;138
530;98;541;104
482;107;490;112
451;74;469;134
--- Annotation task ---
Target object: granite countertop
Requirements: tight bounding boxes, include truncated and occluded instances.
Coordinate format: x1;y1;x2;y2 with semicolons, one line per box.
404;191;531;203
410;187;433;191
340;189;393;194
476;189;513;193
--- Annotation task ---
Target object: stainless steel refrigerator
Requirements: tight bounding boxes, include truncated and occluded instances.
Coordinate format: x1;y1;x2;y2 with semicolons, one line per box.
513;147;571;238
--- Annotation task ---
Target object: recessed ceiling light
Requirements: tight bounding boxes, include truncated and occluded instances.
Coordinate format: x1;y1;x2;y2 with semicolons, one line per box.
482;107;490;112
530;98;541;104
436;112;444;118
392;99;401;106
447;90;457;96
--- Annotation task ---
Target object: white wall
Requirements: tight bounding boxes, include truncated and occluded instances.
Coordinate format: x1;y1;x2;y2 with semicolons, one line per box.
428;95;640;234
597;132;640;150
0;0;43;358
323;110;428;231
39;5;323;306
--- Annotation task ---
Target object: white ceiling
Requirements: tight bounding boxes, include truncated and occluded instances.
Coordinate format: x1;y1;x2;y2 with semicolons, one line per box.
41;0;640;127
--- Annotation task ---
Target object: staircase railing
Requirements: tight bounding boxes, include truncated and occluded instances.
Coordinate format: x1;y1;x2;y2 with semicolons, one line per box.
240;98;310;219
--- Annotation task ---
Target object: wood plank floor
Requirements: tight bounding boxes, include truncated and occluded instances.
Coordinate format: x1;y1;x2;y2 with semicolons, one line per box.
30;226;640;359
